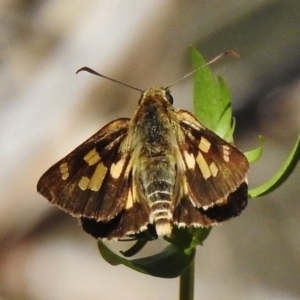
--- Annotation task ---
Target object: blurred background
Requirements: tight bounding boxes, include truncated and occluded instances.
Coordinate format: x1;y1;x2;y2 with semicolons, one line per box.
0;1;300;299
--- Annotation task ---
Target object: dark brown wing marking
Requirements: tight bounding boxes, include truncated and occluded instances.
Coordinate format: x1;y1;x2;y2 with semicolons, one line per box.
173;182;248;226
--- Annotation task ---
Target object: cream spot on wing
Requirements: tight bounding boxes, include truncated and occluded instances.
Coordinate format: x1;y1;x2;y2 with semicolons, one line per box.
125;189;133;209
132;183;137;203
184;151;196;169
110;157;125;179
179;175;189;193
196;152;211;179
84;148;101;166
199;137;211;153
89;162;107;191
222;145;230;162
78;176;90;190
209;162;218;177
177;111;206;129
60;162;69;180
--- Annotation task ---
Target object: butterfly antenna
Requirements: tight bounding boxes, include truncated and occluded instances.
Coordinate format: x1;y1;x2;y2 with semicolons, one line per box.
166;50;239;89
76;67;144;92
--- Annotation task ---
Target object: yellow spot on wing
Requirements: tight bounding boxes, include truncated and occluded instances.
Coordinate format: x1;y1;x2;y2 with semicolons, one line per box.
196;152;211;179
209;162;218;177
132;182;137;202
199;137;211;153
60;162;69;180
184;151;196;169
110;157;125;179
84;148;101;166
78;176;90;190
89;162;107;191
182;177;189;195
222;145;230;162
125;189;133;209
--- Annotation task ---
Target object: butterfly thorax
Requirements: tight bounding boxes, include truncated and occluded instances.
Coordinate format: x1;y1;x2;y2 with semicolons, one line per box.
127;87;182;236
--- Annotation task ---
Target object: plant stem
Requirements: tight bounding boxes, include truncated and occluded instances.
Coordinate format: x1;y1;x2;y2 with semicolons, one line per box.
179;257;195;300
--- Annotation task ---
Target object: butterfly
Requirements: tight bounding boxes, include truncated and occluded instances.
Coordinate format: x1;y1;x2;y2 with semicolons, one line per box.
37;80;248;240
37;51;248;240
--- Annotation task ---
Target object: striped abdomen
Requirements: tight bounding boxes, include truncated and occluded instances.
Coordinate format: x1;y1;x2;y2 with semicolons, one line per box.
143;163;176;237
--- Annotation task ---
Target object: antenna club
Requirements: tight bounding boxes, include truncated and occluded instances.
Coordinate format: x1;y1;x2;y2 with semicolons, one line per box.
225;50;240;58
76;67;88;74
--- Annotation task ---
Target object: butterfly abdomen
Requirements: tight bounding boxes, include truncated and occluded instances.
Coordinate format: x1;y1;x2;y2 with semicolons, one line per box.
141;161;176;237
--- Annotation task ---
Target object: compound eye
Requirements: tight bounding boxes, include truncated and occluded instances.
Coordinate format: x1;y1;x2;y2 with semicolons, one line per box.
165;91;173;104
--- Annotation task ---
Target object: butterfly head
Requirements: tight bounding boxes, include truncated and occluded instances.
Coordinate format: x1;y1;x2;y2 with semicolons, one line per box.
139;87;173;105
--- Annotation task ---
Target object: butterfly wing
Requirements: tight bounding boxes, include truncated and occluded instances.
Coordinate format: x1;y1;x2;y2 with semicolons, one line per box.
81;168;152;239
81;199;151;239
173;181;248;227
38;117;153;239
173;110;248;225
37;118;133;221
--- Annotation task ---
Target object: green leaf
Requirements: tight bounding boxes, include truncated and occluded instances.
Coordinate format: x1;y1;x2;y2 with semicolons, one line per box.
98;239;195;278
244;135;264;164
97;226;211;279
120;238;149;257
249;133;300;198
189;46;234;141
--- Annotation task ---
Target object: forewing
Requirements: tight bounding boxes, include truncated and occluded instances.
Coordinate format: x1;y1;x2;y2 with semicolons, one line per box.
176;110;249;208
37;118;133;221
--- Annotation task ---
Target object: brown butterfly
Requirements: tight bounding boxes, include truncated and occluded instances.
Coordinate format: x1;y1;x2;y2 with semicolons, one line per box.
37;52;249;240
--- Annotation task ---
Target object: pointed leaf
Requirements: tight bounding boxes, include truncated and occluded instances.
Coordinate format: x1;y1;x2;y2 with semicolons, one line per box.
244;136;264;164
215;77;234;142
190;46;234;141
249;133;300;198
